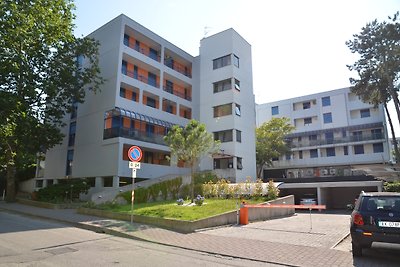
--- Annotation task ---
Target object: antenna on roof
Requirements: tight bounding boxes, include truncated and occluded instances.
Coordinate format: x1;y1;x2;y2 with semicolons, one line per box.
203;26;212;38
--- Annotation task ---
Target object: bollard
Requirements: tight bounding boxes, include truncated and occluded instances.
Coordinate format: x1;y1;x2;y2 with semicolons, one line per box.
239;206;248;225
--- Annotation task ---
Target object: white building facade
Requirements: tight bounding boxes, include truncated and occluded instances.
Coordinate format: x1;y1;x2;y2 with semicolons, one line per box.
256;87;391;178
38;14;256;192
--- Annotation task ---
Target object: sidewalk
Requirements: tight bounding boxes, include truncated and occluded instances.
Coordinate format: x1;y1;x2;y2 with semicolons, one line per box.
0;201;391;267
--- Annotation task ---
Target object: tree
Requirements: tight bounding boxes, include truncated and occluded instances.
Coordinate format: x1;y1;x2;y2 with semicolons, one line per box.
0;0;103;201
346;12;400;161
256;117;295;178
164;120;220;202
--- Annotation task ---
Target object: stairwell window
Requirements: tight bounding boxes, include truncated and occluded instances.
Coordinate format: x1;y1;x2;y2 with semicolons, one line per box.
235;104;241;116
233;54;239;68
237;157;243;170
213;54;231;69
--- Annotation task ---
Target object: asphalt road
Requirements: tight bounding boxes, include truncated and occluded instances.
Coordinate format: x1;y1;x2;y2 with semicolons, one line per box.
0;211;281;267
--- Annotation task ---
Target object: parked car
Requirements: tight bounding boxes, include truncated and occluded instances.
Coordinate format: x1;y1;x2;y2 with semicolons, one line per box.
350;191;400;257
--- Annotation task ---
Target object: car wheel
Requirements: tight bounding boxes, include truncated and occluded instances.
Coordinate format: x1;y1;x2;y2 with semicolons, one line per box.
352;242;362;257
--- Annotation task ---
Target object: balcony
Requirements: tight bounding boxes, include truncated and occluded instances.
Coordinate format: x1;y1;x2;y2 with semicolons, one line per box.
289;133;385;149
103;127;166;145
163;79;192;101
164;48;192;78
122;60;160;88
123;32;161;62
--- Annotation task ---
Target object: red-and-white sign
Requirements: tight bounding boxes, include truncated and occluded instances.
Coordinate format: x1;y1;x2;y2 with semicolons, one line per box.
128;146;142;162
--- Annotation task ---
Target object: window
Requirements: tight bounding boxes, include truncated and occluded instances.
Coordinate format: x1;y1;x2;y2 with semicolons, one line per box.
66;149;74;176
304;117;312;125
123;34;130;46
354;144;364;154
213;54;231;69
360;109;370;118
213;79;231;93
352;131;362;141
285;153;291;160
342;130;347;138
148;72;157;87
303;102;311;109
214;130;233;142
233;54;239;68
68;122;76;147
236;130;242;142
147;97;156;108
344;146;348;155
234;79;240;91
325;132;334;144
271;106;279;115
214;103;232;117
326;147;336;157
149;48;158;61
310;149;318;158
322;96;331;106
120;87;126;98
237;157;243;169
70;101;78;119
371;128;382;139
146;124;154;136
373;143;384;153
323;113;332;124
235;104;241;116
121;60;127;75
309;134;317;141
299;151;303;159
165;80;173;93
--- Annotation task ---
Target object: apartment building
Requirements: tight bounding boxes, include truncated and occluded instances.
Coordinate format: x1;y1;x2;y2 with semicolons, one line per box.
256;88;388;208
37;14;256;194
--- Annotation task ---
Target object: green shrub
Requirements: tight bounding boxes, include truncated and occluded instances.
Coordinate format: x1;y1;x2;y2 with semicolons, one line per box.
148;183;161;201
119;187;149;204
160;181;168;200
194;171;218;185
266;180;279;200
167;177;182;199
36;178;90;203
179;184;190;199
384;181;400;192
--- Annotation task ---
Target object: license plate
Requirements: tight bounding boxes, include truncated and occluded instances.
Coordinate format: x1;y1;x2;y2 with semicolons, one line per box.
378;221;400;228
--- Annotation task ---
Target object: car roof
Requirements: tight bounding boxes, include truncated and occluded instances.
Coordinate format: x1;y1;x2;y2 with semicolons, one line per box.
360;191;400;197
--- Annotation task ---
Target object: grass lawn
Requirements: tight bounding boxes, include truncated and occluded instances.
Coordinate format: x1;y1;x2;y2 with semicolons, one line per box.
94;198;266;221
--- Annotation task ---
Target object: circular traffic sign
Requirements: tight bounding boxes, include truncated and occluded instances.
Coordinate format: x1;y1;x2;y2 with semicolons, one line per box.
128;146;142;162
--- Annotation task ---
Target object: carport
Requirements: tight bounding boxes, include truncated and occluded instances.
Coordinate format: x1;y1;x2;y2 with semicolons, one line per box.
278;180;383;209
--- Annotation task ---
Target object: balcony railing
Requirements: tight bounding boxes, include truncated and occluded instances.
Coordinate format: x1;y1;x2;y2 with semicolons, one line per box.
163;85;192;101
103;127;166;145
164;58;192;78
123;70;159;88
124;42;161;62
289;133;384;148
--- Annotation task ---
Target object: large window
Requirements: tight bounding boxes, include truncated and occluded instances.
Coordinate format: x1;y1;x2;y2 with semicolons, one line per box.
237;157;243;169
213;54;231;69
344;146;348;155
214;130;233;142
233;54;239;68
235;104;241;116
214;103;232;117
325;132;334;144
146;97;156;108
352;131;362;141
373;143;384;153
66;149;74;176
354;144;364;154
303;101;311;109
371;128;382;139
213;78;231;93
271;106;279;115
310;149;318;158
322;96;331;106
68;122;76;147
236;130;242;142
304;117;312;125
360;108;370;118
326;147;336;157
323;113;332;124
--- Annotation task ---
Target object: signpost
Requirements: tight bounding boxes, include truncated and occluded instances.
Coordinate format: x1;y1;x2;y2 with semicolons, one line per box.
128;146;142;224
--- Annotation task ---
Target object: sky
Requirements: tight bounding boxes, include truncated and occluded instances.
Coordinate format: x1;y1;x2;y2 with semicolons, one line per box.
73;0;400;134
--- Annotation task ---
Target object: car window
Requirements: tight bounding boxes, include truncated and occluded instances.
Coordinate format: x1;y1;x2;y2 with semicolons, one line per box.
361;196;400;212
